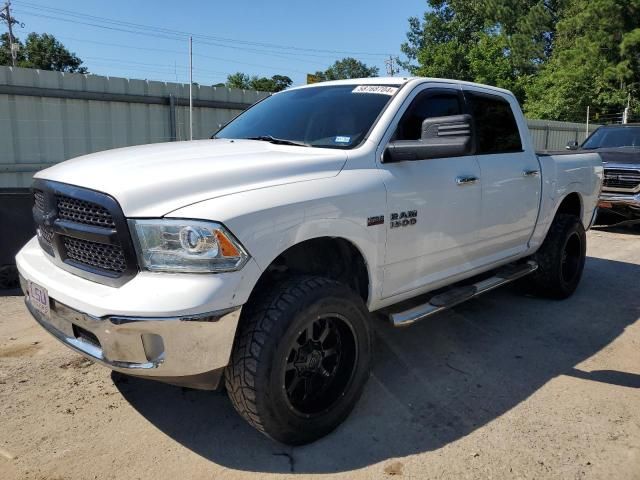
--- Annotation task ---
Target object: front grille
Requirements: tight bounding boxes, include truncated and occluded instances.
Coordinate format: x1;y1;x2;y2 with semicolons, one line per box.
56;195;116;228
62;236;127;274
32;181;137;286
34;190;45;211
38;225;54;247
603;168;640;191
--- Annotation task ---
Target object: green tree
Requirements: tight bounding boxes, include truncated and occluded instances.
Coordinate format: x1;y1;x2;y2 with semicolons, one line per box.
269;75;293;92
225;72;251;89
400;0;566;102
1;33;87;73
225;72;292;92
400;1;485;80
524;0;640;121
313;57;379;81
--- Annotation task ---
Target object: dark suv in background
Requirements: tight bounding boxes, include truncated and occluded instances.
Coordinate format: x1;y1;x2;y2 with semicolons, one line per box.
569;124;640;225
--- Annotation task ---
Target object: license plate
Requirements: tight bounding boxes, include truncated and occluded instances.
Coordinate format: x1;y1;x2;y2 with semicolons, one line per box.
29;281;50;318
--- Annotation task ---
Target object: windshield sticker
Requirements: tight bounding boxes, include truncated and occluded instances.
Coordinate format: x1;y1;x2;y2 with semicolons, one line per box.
352;85;398;95
335;136;351;143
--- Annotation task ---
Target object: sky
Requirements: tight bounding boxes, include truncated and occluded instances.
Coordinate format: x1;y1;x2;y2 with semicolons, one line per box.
8;0;427;87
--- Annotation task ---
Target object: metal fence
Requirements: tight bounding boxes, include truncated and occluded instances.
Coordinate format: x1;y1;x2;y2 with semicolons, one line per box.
527;119;600;151
0;66;269;188
1;66;602;188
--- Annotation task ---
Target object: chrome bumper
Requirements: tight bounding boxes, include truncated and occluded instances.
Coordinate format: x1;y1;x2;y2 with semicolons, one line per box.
20;275;241;390
599;192;640;209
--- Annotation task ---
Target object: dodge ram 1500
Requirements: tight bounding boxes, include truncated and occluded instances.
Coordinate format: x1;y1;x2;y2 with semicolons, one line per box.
17;77;602;444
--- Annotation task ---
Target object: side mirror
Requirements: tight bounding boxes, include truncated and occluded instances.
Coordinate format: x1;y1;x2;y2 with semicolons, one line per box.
566;140;579;150
383;114;473;163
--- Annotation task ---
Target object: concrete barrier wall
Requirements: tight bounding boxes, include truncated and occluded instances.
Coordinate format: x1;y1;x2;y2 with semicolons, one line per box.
0;66;601;188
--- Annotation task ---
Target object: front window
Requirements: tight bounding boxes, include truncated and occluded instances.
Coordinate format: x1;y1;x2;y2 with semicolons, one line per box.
582;126;640;149
215;84;399;149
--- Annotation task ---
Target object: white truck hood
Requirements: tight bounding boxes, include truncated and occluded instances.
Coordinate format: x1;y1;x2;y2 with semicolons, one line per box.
35;139;348;217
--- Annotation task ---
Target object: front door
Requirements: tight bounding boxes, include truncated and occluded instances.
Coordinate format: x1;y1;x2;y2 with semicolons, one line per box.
378;85;482;299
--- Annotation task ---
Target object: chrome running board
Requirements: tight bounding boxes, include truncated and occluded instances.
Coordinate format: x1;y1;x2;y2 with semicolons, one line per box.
389;261;538;327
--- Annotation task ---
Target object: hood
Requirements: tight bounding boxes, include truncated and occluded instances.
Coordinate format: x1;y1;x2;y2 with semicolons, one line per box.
589;148;640;166
36;139;348;217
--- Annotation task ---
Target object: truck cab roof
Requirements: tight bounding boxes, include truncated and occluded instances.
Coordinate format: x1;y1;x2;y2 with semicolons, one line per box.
289;76;516;97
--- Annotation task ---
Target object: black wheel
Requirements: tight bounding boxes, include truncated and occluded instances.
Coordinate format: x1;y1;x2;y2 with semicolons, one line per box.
528;214;586;299
225;276;372;445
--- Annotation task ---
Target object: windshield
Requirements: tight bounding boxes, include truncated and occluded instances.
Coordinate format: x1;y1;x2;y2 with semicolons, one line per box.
215;84;399;149
582;126;640;149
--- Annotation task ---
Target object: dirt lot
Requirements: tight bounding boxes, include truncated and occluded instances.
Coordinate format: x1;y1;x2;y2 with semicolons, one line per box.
1;229;639;480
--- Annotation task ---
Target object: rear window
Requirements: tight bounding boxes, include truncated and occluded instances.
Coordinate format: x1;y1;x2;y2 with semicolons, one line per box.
467;93;522;154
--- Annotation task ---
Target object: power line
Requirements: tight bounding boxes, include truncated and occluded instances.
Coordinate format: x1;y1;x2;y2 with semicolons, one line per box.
13;1;390;57
55;36;321;73
84;63;227;82
14;9;345;68
82;55;232;76
11;1;390;87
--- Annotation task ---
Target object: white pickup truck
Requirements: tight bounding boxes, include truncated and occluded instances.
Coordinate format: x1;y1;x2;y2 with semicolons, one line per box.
17;77;602;445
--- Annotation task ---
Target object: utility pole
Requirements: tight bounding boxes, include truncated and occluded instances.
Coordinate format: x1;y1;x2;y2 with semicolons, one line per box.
623;92;631;124
189;35;193;141
586;106;590;139
1;1;22;67
385;55;399;77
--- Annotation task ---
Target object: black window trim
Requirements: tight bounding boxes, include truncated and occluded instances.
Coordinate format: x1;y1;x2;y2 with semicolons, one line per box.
462;89;524;156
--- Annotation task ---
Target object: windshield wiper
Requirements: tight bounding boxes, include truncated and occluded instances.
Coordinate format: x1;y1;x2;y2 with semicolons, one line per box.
245;135;310;147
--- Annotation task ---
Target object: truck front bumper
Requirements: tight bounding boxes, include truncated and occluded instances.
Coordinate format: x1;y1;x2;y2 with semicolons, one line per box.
599;192;640;219
16;237;261;389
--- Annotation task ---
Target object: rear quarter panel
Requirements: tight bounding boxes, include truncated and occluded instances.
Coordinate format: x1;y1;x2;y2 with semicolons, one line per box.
529;152;603;250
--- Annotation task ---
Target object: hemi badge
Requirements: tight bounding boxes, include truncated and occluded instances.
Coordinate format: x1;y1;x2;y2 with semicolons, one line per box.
367;215;384;227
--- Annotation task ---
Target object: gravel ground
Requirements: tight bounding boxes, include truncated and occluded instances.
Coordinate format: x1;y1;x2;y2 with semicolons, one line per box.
0;228;639;480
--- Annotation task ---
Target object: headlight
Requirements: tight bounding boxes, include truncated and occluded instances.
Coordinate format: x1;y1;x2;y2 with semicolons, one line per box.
128;219;249;273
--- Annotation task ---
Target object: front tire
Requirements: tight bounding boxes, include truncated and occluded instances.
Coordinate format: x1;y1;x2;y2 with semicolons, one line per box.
225;276;372;445
528;214;586;299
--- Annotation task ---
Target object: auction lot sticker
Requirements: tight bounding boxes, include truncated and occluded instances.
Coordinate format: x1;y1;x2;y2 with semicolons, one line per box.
352;85;398;95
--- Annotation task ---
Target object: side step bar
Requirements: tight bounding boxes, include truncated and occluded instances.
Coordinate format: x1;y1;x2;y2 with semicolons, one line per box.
389;261;538;327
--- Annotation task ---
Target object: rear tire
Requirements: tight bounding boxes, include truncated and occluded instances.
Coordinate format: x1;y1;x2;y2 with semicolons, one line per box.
225;276;372;445
528;214;586;299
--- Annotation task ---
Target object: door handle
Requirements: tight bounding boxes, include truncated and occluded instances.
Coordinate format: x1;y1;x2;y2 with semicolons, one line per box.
523;169;540;177
456;176;479;185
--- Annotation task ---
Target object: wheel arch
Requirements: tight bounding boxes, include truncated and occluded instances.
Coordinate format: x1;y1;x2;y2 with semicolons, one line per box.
554;191;583;220
529;189;586;251
248;234;373;306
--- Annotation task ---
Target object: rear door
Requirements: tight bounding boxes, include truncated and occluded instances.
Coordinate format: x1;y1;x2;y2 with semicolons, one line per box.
463;89;541;262
378;84;482;298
